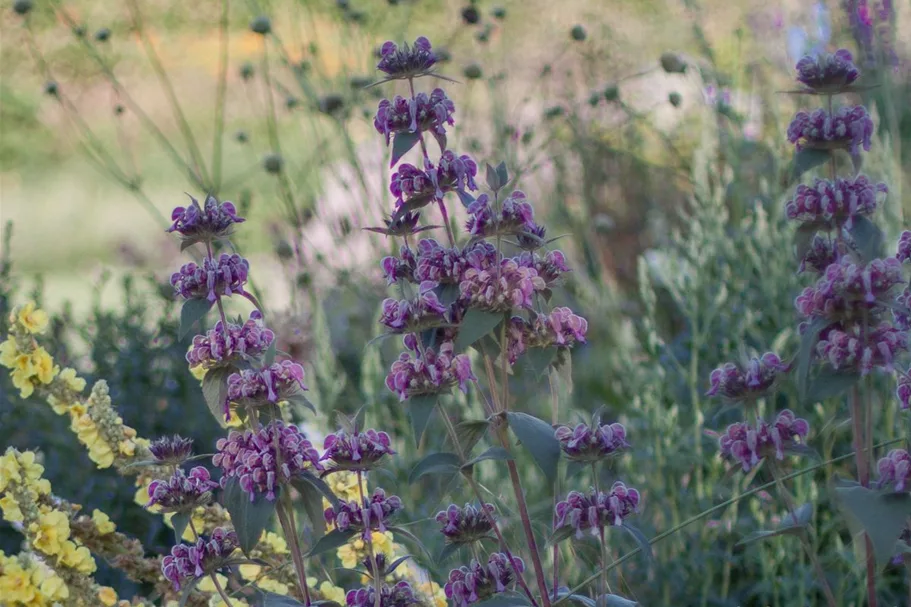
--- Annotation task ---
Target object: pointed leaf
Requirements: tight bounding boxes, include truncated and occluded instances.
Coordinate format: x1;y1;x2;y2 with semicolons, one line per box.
431;130;447;153
792;148;831;180
386;525;432;561
293;470;339;507
221;477;277;556
471;591;531;607
290;475;328;539
387;555;412;575
603;596;639;607
202;366;234;424
337;406;367;434
555;592;596;607
486;163;503;191
794;224;820;263
453;419;489;454
455;189;476;208
548;525;577;545
179;298;213;340
171;512;191;544
435;283;461;307
848;215;885;263
462;447;513;470
263;340;277;366
391;131;420;167
521;347;558;379
737;502;814;546
262;593;307;606
456;309;504;351
804;369;862;405
178;577;202;607
409;452;461;483
496;162;509;188
307;528;356;557
506;412;560;482
835;485;911;566
408;394;439;446
796;317;829;403
620;523;654;562
284;392;317;414
438;542;461;564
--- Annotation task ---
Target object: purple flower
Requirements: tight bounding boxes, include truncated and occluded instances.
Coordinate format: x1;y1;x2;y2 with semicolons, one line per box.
706;352;790;403
382;246;417;285
445;554;524;607
347;581;420;607
506;308;588;364
146;466;218;513
167;194;245;243
896;370;911;410
894;288;911;331
554;421;628;462
225;360;307;418
795;257;904;321
385;336;476;401
321;428;396;471
799;235;843;275
785;176;886;228
170;253;249;302
516;250;570;287
374;89;455;145
186;310;275;370
379;281;449;333
877;449;911;491
161;527;238;590
149;435;195;465
213;421;322;502
465;191;542;240
718;410;810;472
795;49;860;92
415;239;471;284
554;483;641;538
460;255;546;312
324;487;403;540
816;321;908;375
786;106;874;155
435;503;496;544
376;37;438;79
390;152;478;211
897;231;911;263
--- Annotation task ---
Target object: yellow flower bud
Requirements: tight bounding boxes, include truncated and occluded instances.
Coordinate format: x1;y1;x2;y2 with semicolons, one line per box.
58;367;86;393
98;586;118;606
0;494;24;522
92;509;116;535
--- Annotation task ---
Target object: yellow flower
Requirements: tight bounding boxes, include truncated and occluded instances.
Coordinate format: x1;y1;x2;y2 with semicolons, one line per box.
31;347;58;384
17;451;45;484
238;563;261;580
92;509;116;535
260;531;288;554
0;494;24;522
0;553;38;604
190;364;208;381
11;368;35;398
134;481;153;508
30;510;70;555
59;541;95;574
326;471;360;501
0;450;22;492
37;569;69;601
118;439;137;457
16;302;49;335
319;581;347;605
58;367;86;393
88;441;115;469
0;336;20;368
416;581;447;607
257;577;289;595
98;585;118;606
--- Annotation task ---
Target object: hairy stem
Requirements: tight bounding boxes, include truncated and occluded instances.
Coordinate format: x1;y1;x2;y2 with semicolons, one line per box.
357;471;382;607
276;498;312;606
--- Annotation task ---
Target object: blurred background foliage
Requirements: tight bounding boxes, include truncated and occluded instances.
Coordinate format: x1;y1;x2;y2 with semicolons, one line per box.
1;0;911;604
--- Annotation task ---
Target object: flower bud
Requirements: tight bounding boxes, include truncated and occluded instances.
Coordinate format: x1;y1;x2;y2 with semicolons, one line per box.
249;15;272;35
669;91;682;107
94;28;111;42
492;6;506;19
239;62;255;80
463;63;483;80
461;5;480;24
13;0;34;16
570;25;587;41
660;52;687;74
262;153;284;174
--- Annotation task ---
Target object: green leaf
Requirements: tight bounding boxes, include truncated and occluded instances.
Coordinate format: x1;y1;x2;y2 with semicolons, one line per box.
386;525;432;561
796;317;829;403
506;412;560;482
408;394;439;446
792;148;831;180
289;474;328;539
337;406;366;434
848;215;885;263
202;366;233;424
435;283;461;307
307;528;357;557
386;555;412;575
548;525;577;545
521;347;558;379
620;523;654;562
485;162;504;191
391;131;420;167
310;602;343;607
179;298;213;340
292;470;339;507
178;576;202;607
804;369;862;405
737;502;813;546
496;161;509;188
284;392;317;414
555;592;596;607
453;419;490;454
462;447;513;470
221;477;277;556
472;591;531;607
456;309;504;351
409;452;461;483
438;542;461;564
171;511;191;543
262;593;307;606
263;339;277;366
835;485;911;566
455;189;476;208
602;595;639;607
794;224;820;263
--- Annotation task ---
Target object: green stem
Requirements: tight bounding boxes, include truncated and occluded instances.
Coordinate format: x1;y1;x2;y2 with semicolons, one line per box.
211;0;230;193
276;498;312;606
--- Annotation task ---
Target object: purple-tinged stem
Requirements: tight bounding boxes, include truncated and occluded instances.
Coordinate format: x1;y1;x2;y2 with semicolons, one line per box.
205;240;230;328
188;519;235;607
356;471;382;607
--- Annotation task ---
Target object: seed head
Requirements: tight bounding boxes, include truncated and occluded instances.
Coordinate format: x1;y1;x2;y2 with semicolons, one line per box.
13;0;34;16
250;15;272;35
94;28;111;42
660;52;687;74
149;435;195;466
570;25;587;41
262;153;284;175
376;37;438;80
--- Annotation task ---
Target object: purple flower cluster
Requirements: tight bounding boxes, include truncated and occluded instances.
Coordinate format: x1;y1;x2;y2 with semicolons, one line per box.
170;253;249;302
706;352;790;403
149;435;195;465
444;554;524;607
186;311;275;370
718;410;810;472
436;503;496;544
213;421;322;502
374;89;455;145
465;191;542;240
161;527;238;590
390;152;478;211
554;483;641;538
554;421;628;463
506;308;588;364
347;581;420;607
785;176;886;228
877;449;911;491
816;322;908;375
894;288;911;331
379;282;449;333
324;488;403;539
321;428;396;471
787;106;874;155
366;211;437;239
799;236;842;275
225;360;307;416
518;250;570;286
146;466;218;512
416;239;471;284
459;256;546;312
167;194;245;242
897;231;911;263
795;49;860;92
795;257;904;321
376;37;437;79
385;335;475;400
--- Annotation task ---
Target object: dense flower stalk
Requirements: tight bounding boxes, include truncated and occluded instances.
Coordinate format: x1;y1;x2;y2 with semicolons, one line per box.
444;554;524;607
161;527;239;591
146;466;218;513
706;352;790;403
170;253;250;302
554;483;641;537
167;194;245;244
186;311;275;370
436;503;496;544
554;421;628;462
322;429;396;471
795;49;860;92
324;488;403;540
718;410;810;472
384;335;475;401
787;105;873;155
224;360;307;418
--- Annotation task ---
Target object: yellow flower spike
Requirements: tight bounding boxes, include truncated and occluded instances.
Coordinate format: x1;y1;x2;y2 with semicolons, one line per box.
16;302;49;335
260;531;288;553
238;563;261;580
92;509;116;535
31;347;59;384
98;585;119;606
118;439;137;457
9;351;35;375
